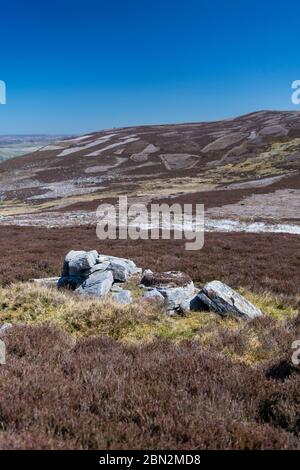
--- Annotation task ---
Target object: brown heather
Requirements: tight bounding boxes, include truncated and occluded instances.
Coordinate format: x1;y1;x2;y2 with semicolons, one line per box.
0;226;299;449
0;226;299;307
0;323;299;450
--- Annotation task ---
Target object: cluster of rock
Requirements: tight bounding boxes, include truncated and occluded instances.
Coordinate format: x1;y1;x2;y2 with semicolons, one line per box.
56;250;142;304
35;249;263;319
140;272;262;319
141;270;195;313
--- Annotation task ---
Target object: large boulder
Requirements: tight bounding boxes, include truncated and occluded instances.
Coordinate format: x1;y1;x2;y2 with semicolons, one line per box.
68;250;98;275
61;250;98;278
194;280;263;319
57;250;139;299
59;250;101;290
104;255;141;282
141;270;195;313
75;270;113;298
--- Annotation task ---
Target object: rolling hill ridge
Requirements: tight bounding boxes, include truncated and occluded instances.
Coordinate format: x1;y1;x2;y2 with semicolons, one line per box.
0;110;299;229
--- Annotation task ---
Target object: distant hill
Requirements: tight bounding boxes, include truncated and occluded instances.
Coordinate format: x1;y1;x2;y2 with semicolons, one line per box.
0;111;299;229
0;135;68;161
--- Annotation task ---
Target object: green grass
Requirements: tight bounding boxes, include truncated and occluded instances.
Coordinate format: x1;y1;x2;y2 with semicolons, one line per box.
0;282;298;365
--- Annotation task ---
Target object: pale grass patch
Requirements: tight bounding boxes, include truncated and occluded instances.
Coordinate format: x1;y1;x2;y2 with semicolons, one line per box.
0;283;164;339
240;288;298;320
0;283;298;365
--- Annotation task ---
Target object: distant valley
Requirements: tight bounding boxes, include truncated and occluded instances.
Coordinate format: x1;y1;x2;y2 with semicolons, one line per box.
0;135;67;161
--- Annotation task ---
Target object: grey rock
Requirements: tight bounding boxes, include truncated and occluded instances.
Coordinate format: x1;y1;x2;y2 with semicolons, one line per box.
158;282;195;312
141;270;194;312
102;254;141;277
143;289;165;302
142;269;153;277
83;260;110;277
179;299;191;314
58;250;142;297
96;255;110;263
65;250;87;263
248;130;263;144
194;280;263;319
107;260;129;282
112;290;132;305
0;323;13;334
69;250;98;275
63;250;85;275
106;256;141;282
75;270;113;298
61;250;98;277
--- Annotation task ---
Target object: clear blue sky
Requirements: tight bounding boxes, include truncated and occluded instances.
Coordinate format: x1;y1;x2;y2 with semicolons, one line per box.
0;0;299;134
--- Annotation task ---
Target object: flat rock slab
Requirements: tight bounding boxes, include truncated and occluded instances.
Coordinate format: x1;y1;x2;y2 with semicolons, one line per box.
195;280;263;319
31;277;60;287
75;270;113;298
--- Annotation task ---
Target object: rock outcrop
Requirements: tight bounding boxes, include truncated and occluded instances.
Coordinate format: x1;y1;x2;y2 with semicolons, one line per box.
141;270;195;313
54;251;263;318
57;250;141;300
193;280;263;319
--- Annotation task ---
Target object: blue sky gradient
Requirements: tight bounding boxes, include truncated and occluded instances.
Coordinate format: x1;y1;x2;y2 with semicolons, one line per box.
0;0;299;133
